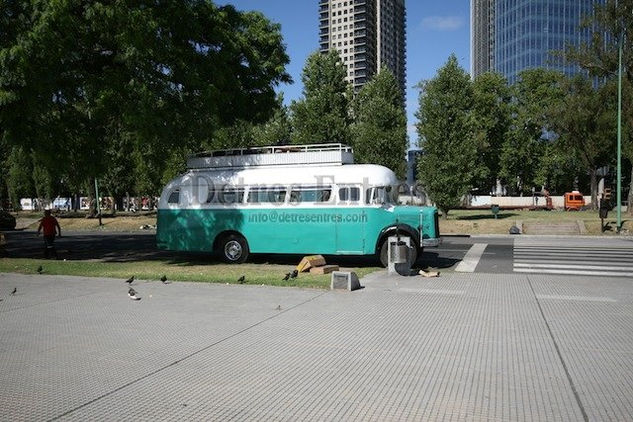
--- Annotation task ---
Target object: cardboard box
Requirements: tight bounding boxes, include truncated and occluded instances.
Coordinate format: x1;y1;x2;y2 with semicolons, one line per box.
309;265;339;275
296;255;326;272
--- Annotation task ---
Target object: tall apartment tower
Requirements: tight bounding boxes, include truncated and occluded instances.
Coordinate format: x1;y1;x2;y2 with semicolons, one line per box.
319;0;406;95
470;0;494;76
470;0;603;84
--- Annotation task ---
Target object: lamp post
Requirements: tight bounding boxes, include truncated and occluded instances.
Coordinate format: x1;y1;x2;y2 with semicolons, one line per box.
616;0;623;232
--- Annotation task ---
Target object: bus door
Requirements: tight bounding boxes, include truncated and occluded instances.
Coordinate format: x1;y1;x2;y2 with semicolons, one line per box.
335;185;365;254
287;185;336;254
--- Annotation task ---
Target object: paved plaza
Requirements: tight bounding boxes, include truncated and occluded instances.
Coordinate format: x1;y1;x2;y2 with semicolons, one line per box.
1;270;632;421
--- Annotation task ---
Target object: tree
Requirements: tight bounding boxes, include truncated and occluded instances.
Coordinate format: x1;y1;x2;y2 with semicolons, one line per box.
351;68;407;178
5;146;33;209
416;55;480;218
251;96;292;146
471;72;512;193
290;50;351;144
564;0;633;213
549;76;617;208
0;1;291;199
500;69;564;195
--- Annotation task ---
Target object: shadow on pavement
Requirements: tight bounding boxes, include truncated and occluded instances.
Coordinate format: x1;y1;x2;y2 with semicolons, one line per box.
1;231;385;268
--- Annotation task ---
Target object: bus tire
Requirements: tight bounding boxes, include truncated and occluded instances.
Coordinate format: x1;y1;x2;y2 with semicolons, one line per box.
219;234;249;264
378;239;418;268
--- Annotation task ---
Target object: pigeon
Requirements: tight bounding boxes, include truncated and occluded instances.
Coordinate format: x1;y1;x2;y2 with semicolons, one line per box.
160;275;168;283
37;265;43;274
237;275;245;283
282;272;291;281
128;287;141;300
11;287;16;295
290;269;298;279
125;275;135;284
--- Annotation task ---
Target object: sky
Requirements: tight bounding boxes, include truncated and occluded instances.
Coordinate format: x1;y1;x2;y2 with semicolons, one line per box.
216;0;471;147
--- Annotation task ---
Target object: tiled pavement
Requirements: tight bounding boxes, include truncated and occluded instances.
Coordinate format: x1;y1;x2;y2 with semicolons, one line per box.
1;271;632;421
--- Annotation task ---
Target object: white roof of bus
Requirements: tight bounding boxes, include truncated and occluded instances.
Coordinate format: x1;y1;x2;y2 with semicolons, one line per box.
181;164;398;187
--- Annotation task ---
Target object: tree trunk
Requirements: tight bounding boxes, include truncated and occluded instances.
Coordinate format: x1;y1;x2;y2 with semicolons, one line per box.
589;167;598;210
115;196;124;213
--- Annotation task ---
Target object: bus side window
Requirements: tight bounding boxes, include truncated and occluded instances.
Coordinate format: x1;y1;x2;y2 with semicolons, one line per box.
339;186;360;203
291;187;332;203
365;188;374;204
205;185;215;203
219;188;245;204
268;189;287;204
168;189;180;204
247;187;286;204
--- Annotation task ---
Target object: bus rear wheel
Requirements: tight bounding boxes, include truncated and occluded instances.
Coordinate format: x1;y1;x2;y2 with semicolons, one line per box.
219;234;249;264
378;239;418;268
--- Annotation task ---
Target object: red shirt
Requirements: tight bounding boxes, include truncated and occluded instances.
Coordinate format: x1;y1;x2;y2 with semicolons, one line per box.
40;216;59;236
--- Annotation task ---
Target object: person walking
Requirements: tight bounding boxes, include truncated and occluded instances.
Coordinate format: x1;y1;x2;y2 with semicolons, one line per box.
37;210;61;259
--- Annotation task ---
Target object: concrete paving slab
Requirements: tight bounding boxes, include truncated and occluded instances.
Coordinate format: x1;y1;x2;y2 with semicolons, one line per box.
1;271;632;421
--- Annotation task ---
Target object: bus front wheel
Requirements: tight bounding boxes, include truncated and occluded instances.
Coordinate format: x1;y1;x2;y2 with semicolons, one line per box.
378;239;418;268
219;234;249;264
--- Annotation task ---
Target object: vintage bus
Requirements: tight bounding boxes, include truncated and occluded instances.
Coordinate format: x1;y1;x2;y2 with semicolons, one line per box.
156;144;440;266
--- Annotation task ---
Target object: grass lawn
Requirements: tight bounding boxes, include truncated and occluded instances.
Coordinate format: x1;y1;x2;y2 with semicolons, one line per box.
439;209;632;235
0;258;380;290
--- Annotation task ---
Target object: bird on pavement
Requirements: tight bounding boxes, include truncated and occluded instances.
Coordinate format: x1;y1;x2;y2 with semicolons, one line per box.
128;287;141;300
237;275;245;283
37;265;43;274
276;305;282;311
160;275;168;283
282;272;291;281
125;275;135;284
290;269;298;279
11;287;16;295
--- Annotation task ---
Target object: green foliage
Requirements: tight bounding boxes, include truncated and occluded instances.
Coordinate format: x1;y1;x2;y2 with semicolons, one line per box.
564;0;633;209
351;69;407;178
535;143;582;194
500;68;564;194
416;55;479;217
251;98;292;146
6;146;33;208
472;72;512;192
290;50;351;144
549;76;617;206
0;1;290;198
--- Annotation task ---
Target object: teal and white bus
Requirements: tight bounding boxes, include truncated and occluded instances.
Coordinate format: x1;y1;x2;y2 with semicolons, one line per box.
156;144;439;266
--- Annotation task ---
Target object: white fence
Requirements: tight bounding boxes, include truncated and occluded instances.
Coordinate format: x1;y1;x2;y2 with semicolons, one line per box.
470;195;593;208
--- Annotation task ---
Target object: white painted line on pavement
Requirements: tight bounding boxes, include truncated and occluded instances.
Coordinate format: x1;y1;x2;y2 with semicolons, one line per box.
454;243;487;272
514;263;633;271
514;268;633;277
537;295;617;303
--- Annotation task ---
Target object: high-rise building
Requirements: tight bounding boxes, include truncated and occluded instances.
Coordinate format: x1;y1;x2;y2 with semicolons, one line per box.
470;0;494;76
319;0;406;95
470;0;603;84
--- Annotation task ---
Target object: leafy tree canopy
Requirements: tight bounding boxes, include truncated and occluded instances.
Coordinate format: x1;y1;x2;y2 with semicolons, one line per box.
416;54;480;217
0;0;290;197
290;50;351;144
352;68;407;178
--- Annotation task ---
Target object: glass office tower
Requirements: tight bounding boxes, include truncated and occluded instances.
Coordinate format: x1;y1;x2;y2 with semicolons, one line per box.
471;0;604;83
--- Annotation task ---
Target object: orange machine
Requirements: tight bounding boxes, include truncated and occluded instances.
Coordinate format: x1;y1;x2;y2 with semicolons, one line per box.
564;191;585;211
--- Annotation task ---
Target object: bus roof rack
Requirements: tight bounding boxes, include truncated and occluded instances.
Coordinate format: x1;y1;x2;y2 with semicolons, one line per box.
187;143;354;169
